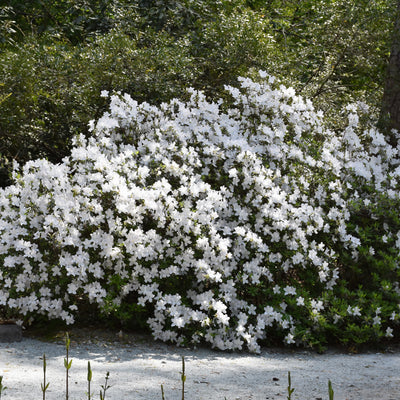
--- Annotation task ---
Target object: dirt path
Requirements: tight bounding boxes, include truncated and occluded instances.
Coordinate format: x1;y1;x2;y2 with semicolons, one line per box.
0;328;399;399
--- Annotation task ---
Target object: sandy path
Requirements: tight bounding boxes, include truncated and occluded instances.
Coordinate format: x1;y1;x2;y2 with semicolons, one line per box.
0;330;399;400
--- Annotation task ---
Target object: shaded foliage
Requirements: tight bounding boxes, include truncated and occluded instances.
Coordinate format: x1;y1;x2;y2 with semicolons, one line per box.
0;0;396;187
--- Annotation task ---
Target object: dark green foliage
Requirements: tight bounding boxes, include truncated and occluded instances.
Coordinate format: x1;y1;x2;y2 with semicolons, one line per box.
0;1;276;186
0;0;119;44
0;1;395;186
254;0;395;118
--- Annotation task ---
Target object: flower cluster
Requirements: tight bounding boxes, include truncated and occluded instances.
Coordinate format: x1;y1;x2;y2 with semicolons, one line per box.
0;72;399;352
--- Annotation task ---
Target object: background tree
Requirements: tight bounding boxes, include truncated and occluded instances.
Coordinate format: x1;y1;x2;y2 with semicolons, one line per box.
0;0;396;187
382;0;400;144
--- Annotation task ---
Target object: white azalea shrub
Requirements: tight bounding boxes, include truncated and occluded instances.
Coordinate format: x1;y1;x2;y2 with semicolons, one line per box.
1;72;400;352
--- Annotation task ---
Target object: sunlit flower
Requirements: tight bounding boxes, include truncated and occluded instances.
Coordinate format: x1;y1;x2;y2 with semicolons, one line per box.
285;333;295;344
0;71;398;352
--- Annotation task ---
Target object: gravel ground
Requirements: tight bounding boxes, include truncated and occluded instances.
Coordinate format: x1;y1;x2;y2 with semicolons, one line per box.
0;328;399;400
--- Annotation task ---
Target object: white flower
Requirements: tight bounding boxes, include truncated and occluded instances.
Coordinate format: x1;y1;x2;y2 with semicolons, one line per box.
347;306;361;317
259;70;268;79
67;283;78;295
284;286;296;296
311;299;324;312
373;315;381;326
385;327;394;338
333;314;341;324
171;316;185;328
285;333;295;344
273;285;281;294
296;296;305;306
0;71;398;352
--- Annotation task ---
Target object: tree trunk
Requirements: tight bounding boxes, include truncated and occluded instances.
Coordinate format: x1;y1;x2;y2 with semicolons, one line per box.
381;0;400;144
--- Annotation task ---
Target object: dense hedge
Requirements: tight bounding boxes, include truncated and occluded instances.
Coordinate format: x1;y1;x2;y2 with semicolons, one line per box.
0;73;399;352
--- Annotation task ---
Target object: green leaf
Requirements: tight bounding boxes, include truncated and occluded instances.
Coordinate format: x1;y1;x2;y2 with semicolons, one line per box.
64;358;72;370
328;379;334;400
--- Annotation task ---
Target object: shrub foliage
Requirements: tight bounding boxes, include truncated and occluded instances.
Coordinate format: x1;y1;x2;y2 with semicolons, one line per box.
0;0;395;187
0;73;399;352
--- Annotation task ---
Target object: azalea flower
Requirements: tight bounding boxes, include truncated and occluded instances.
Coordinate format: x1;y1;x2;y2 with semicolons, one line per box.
0;71;398;352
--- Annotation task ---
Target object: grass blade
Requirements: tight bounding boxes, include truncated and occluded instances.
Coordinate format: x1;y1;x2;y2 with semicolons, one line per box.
161;384;166;400
287;371;295;400
87;361;92;400
181;356;186;400
100;371;111;400
0;376;7;400
64;332;71;400
328;379;334;400
41;353;50;400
